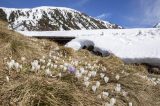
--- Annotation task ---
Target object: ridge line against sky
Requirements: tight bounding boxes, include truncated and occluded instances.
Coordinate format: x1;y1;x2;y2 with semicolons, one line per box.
0;0;160;28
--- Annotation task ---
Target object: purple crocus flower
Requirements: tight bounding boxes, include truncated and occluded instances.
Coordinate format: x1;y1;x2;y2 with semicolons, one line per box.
67;65;76;73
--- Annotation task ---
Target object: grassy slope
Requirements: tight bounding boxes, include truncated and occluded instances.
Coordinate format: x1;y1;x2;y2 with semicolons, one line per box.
0;20;160;106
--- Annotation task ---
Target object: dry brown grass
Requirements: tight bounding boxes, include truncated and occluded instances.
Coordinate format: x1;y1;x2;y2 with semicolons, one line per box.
0;73;102;106
0;20;57;59
0;20;160;106
0;20;101;106
0;19;8;29
59;46;76;57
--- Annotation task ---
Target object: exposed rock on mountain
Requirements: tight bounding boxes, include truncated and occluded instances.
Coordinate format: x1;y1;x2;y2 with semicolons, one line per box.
0;6;122;31
154;23;160;28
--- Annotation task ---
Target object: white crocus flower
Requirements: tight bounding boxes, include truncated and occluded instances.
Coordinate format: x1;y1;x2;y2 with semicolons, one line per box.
92;85;97;93
75;71;82;79
45;68;52;76
102;91;109;98
84;81;90;88
83;69;88;75
59;65;64;69
48;59;52;63
115;74;120;80
52;56;56;60
6;76;9;82
40;59;45;63
21;57;26;62
90;66;94;70
63;66;67;71
47;62;51;67
122;91;128;97
74;61;78;66
100;73;105;79
88;72;92;78
19;64;22;69
14;62;20;70
105;102;112;106
80;68;85;74
104;76;109;83
56;57;59;60
96;81;100;88
84;76;89;82
91;71;97;77
53;64;58;69
129;102;132;106
7;60;15;70
64;63;69;67
41;65;45;70
88;65;92;69
110;98;116;105
7;62;13;70
115;84;121;92
31;60;40;72
58;73;62;78
42;56;45;59
10;60;15;64
50;64;53;68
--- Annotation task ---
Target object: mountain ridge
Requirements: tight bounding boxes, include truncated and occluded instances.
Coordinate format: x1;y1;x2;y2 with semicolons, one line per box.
0;6;122;31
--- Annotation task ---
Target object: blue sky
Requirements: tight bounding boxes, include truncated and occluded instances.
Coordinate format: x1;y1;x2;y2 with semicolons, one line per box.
0;0;160;28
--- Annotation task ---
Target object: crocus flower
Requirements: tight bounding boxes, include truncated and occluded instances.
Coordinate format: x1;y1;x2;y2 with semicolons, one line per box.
110;98;116;105
84;81;90;88
115;74;120;80
102;91;109;97
7;60;15;70
115;84;121;92
129;102;132;106
21;57;26;62
6;76;9;82
67;65;76;73
96;81;100;88
45;68;52;76
92;85;97;93
104;76;109;83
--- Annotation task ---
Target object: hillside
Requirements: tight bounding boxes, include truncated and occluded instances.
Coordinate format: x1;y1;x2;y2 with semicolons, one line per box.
0;20;160;106
0;6;122;31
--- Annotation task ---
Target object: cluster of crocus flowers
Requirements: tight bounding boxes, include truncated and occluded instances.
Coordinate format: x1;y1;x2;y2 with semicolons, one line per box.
7;59;22;71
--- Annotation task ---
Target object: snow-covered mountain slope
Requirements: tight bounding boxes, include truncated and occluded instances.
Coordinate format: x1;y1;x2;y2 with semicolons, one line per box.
0;6;122;31
154;23;160;28
63;28;160;67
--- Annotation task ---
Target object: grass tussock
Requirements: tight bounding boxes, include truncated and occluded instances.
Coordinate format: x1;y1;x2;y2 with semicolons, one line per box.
59;46;76;57
0;74;102;106
0;20;58;60
1;76;77;106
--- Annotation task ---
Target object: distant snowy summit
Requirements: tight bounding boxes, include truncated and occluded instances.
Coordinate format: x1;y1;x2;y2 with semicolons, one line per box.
0;6;122;31
154;23;160;28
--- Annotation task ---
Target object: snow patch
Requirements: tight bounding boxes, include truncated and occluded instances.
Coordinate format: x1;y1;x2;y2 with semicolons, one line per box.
64;28;160;67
